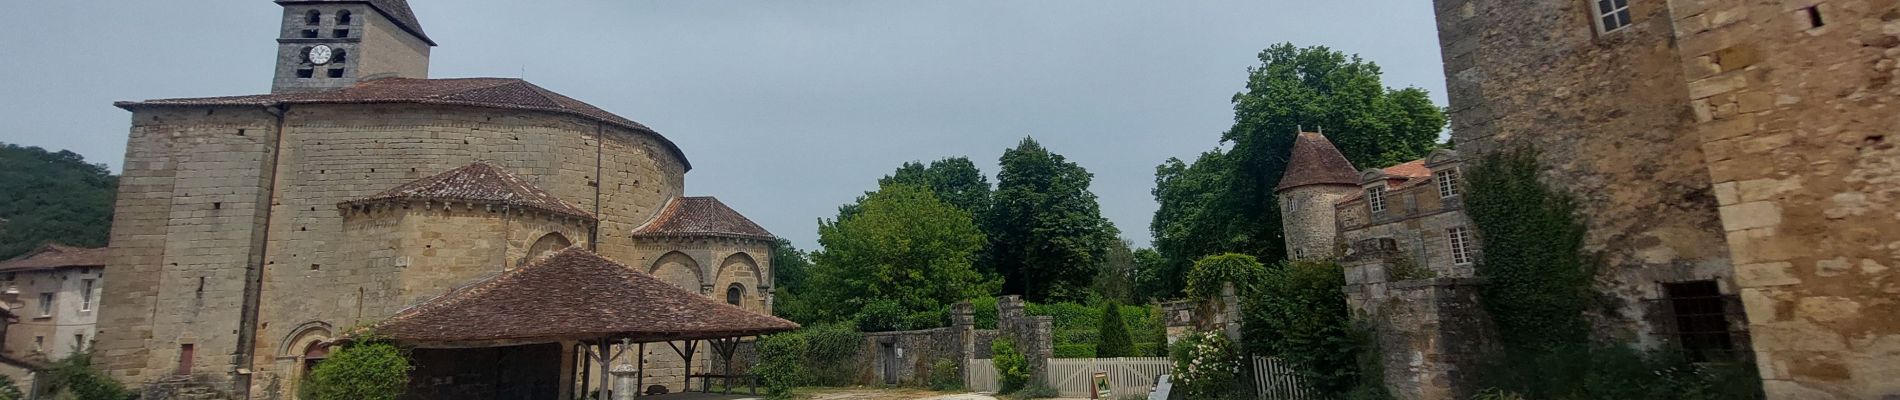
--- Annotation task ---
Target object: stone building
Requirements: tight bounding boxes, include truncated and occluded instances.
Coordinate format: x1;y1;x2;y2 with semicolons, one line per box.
0;244;109;393
92;1;780;398
1278;133;1494;399
1433;0;1899;397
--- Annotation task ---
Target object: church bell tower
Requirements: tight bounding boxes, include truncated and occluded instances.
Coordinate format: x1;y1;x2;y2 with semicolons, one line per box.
271;0;436;93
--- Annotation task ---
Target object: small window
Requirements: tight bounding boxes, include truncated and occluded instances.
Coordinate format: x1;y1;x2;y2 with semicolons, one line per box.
305;10;321;25
1663;280;1737;361
177;344;195;375
1448;227;1475;265
333;49;347;64
1803;6;1825;28
337;10;354;25
333;29;350;38
1367;186;1388;213
74;334;85;351
1596;0;1633;33
327;68;345;78
80;279;94;311
301;29;319;39
1437;169;1461;199
34;337;44;352
297;69;314;79
726;283;745;306
38;293;54;317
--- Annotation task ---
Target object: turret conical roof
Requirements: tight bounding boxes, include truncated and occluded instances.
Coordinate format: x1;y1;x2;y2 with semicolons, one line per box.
1275;132;1361;192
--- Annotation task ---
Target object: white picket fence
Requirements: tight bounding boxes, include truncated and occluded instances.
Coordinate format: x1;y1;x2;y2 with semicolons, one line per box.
1047;357;1173;398
966;358;998;392
1252;356;1319;400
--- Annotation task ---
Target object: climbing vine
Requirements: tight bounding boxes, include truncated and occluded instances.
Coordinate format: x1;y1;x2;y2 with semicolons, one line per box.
1462;147;1592;351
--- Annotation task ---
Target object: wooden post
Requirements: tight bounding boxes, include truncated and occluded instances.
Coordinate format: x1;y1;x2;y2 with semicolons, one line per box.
597;340;614;400
635;342;645;397
578;342;591;399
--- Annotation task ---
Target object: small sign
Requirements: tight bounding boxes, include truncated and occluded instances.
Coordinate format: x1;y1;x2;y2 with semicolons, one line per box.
1091;371;1112;399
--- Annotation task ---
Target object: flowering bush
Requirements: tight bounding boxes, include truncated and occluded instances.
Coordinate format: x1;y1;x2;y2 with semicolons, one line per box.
1170;330;1242;398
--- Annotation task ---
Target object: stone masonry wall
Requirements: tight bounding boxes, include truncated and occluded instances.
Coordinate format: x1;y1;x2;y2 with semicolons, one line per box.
1277;184;1359;261
97;103;689;397
96;106;282;391
1433;0;1738;346
1665;0;1900;397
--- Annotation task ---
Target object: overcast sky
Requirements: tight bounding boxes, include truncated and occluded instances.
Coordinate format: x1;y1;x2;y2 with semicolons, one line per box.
0;1;1446;250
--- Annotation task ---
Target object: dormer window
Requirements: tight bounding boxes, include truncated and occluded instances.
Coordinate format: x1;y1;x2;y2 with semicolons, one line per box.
1437;169;1460;199
1596;0;1632;33
1368;186;1388;213
337;10;353;25
305;10;321;25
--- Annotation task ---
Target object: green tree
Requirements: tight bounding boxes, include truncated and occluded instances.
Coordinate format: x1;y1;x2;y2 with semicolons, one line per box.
1092;240;1141;304
1097;301;1135;358
769;238;821;324
0;144;118;259
301;341;411;400
837;157;993;222
1150;44;1445;296
807;184;998;322
988;137;1121;302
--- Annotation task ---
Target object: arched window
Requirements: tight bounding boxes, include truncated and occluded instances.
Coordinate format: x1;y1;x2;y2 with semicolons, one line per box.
300;341;330;377
520;233;573;268
726;283;744;306
336;10;353;25
305;10;322;25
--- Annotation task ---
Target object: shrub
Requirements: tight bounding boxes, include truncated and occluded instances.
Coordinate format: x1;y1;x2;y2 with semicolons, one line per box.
1479;345;1762;400
1185;253;1267;300
1053;344;1096;359
302;340;410;400
856;299;909;332
755;333;807;399
1013;384;1059;399
1244;260;1361;395
1169;330;1241;399
928;358;963;391
801;323;865;386
42;350;132;400
1133;342;1164;357
970;296;1000;329
1097;300;1135;358
992;338;1032;394
903;308;949;330
0;375;18;400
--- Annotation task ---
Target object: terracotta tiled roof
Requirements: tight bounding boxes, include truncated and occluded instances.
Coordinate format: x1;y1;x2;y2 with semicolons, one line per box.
277;0;435;45
1337;158;1437;203
115;78;689;171
341;162;594;220
632;197;773;240
374;248;798;347
0;244;107;272
1276;132;1361;192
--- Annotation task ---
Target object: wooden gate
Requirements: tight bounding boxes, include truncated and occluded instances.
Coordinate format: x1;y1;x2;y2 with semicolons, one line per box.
966;359;998;392
1252;356;1319;400
1046;357;1172;398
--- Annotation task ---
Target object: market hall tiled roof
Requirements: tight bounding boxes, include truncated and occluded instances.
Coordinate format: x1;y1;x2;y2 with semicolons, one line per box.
373;248;799;347
0;244;108;273
277;0;436;46
631;197;774;240
114;77;690;171
1276;132;1362;192
341;162;596;220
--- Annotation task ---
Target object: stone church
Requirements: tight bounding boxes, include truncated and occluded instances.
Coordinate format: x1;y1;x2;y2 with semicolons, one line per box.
93;0;778;397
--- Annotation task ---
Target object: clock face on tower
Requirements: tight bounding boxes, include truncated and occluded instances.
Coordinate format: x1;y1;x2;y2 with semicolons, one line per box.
307;45;333;65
